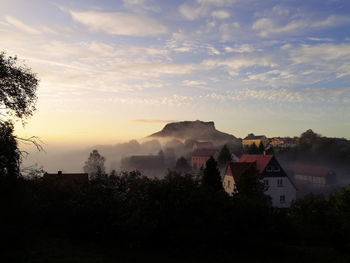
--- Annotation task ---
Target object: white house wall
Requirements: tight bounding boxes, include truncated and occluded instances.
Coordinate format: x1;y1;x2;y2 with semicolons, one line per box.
264;177;296;208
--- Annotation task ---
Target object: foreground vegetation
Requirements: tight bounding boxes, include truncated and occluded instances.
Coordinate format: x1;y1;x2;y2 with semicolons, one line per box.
1;167;350;262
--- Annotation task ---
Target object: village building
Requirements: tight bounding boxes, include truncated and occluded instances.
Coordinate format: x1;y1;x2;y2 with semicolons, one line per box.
242;134;269;147
191;148;219;169
223;154;297;208
43;171;89;188
270;137;297;148
292;164;337;186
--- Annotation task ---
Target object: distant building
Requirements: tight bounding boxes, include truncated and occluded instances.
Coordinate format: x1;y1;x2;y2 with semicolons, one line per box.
191;148;219;169
223;154;296;208
292;164;336;186
242;134;269;147
43;171;88;188
270;137;297;148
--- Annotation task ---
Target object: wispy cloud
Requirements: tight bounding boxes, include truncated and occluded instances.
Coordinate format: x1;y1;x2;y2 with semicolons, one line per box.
69;10;167;36
179;0;236;20
253;15;350;37
123;0;160;12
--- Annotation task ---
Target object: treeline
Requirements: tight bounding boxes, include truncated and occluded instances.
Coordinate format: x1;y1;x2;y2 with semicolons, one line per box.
1;166;350;259
276;129;350;167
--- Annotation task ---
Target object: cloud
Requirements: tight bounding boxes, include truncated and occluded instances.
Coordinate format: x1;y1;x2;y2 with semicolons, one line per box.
130;119;178;123
211;10;231;19
69;10;167;36
253;15;350;37
183;80;207;86
224;44;255;53
252;18;305;37
179;0;236;20
4;16;42;34
312;14;350;28
123;0;160;12
218;22;240;42
307;37;333;42
203;55;276;75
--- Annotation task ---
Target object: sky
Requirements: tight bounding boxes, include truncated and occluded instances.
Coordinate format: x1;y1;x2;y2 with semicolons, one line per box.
1;0;350;146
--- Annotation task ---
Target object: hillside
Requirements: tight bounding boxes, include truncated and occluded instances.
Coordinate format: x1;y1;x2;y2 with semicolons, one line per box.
148;120;238;144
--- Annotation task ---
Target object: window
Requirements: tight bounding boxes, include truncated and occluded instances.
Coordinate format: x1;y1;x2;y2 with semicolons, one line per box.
277;179;283;187
227;180;231;188
266;166;273;172
280;195;286;203
263;179;269;186
274;166;280;172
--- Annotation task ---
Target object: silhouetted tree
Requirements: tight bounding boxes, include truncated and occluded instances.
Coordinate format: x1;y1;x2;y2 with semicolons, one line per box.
258;142;265;154
175;156;191;173
83;150;106;179
201;157;222;191
298;129;321;150
247;143;259;154
235;164;268;202
218;144;231;167
0;52;39;179
0;121;20;178
0;52;38;120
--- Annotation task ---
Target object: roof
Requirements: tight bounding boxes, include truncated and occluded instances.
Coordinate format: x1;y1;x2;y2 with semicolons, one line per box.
44;172;89;184
244;134;266;140
292;164;334;178
192;148;218;157
225;162;257;182
238;154;273;173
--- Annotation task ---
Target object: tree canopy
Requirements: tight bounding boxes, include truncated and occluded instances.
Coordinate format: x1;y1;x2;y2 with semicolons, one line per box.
0;121;20;178
201;157;222;191
0;52;38;120
218;144;231;167
83;150;106;179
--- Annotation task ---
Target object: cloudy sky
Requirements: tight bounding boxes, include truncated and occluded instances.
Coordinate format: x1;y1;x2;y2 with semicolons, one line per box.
2;0;350;145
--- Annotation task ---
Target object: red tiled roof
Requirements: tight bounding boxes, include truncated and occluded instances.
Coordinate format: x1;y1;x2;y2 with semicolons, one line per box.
238;154;273;173
291;164;333;178
225;162;257;182
192;148;218;157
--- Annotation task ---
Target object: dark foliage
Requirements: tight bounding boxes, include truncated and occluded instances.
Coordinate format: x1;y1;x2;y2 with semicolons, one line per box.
175;156;191;173
218;144;231;167
0;121;20;179
276;129;350;168
1;169;350;262
0;52;38;119
201;157;222;191
247;142;259;154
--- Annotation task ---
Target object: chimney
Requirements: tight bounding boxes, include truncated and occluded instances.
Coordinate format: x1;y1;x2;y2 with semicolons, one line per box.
263;151;266;156
58;171;62;176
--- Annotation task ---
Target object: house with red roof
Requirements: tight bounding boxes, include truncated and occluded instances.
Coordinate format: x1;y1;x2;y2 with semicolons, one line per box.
191;148;219;169
223;154;296;208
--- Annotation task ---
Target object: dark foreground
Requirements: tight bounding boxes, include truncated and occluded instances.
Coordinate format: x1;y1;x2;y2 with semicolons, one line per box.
1;172;350;262
4;236;350;263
